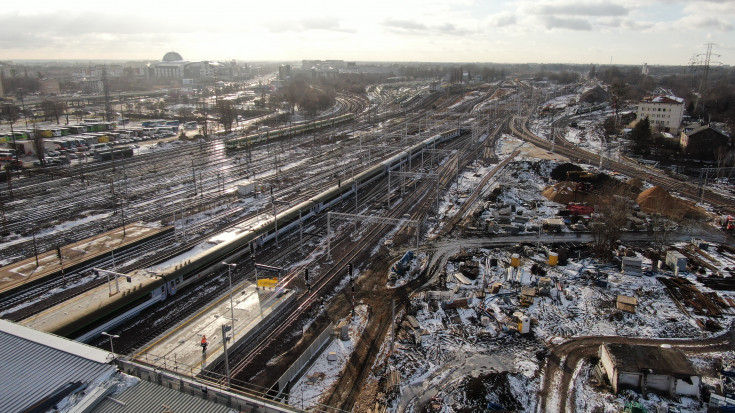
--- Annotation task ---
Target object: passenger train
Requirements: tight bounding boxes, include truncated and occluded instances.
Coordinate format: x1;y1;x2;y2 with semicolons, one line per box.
29;126;464;341
224;113;355;150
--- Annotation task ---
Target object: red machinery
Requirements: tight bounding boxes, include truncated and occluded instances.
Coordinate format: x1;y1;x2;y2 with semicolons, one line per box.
567;202;594;215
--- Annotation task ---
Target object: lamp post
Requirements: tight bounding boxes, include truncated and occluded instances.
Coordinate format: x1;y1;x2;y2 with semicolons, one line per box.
101;331;119;360
221;262;237;338
221;324;231;388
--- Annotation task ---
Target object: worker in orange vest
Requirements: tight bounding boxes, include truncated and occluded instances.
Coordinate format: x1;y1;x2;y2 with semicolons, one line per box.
201;335;208;352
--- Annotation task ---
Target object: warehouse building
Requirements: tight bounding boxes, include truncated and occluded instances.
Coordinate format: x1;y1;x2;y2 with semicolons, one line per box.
598;343;700;398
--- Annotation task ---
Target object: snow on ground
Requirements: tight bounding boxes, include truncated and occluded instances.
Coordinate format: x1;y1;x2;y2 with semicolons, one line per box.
288;304;370;410
376;132;734;411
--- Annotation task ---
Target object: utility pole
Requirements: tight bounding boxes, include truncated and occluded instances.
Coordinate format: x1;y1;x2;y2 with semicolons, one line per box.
102;66;112;122
18;88;28;127
221;324;231;388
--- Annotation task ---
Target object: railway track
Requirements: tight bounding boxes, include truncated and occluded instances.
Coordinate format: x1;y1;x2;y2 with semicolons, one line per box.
510;115;735;216
1;86;457;320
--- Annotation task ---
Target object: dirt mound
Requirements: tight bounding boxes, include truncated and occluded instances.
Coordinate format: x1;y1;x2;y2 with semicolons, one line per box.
459;371;522;411
579;85;610;104
550;163;584;181
541;181;602;205
636;186;706;220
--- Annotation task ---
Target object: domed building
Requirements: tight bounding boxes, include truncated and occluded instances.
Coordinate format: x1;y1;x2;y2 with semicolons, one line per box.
162;51;184;62
152;51;189;79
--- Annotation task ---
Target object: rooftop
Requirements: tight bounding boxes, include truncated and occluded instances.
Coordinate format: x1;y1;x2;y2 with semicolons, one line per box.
89;379;234;413
640;95;684;104
603;343;697;378
0;319;116;412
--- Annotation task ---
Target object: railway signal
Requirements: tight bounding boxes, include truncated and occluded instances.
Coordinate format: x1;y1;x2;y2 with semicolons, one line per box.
347;263;353;280
249;242;254;258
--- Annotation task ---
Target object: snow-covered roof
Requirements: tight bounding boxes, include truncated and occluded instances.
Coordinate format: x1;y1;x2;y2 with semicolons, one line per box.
640;95;684;104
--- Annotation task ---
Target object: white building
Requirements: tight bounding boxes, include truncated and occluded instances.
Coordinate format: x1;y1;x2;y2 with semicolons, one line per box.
636;95;685;134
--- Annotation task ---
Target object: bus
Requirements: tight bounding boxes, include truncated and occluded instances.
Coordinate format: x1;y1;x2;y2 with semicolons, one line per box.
142;120;166;128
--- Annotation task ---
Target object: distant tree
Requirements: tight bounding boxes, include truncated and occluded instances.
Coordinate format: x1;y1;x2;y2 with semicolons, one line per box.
197;99;209;138
1;104;21;123
216;99;237;133
40;99;66;124
590;194;630;261
630;116;652;154
600;116;617;140
714;145;734;170
177;106;194;121
32;128;45;165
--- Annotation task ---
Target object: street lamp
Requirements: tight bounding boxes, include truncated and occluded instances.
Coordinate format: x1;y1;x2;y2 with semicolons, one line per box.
221;262;237;338
101;331;119;360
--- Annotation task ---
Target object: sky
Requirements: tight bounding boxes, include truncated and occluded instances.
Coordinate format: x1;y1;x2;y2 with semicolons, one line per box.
0;0;733;65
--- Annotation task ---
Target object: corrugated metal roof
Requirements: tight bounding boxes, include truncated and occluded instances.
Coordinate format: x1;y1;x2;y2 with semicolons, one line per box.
0;322;116;413
90;380;235;413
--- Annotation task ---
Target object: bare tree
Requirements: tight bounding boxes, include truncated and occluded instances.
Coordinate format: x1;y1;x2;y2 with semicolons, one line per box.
714;146;734;173
197;98;209;139
177;106;194;122
216;99;237;133
40;99;66;124
32;128;45;165
589;194;631;261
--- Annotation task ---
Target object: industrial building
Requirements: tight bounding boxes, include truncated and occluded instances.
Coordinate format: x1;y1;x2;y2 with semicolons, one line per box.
598;343;701;398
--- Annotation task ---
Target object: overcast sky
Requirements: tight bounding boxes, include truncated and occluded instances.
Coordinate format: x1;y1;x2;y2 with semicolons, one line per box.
1;0;733;65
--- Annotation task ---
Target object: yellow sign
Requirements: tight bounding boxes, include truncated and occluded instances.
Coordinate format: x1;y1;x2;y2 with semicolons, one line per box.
257;277;278;288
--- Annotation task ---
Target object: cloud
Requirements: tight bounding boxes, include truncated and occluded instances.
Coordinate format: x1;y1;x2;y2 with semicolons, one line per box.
0;11;182;37
679;15;733;31
383;18;475;36
488;12;518;27
266;16;353;33
621;19;655;31
383;18;429;33
597;17;622;27
541;15;592;30
530;0;629;17
436;23;473;36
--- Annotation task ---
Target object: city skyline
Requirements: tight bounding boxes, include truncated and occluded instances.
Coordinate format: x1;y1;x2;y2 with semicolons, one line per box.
0;0;733;65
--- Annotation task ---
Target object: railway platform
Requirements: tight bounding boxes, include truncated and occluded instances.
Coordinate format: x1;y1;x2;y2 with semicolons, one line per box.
19;263;166;338
0;223;173;298
132;282;295;377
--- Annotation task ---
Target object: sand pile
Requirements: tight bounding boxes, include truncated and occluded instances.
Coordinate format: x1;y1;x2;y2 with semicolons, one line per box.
541;181;602;205
636;186;706;220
